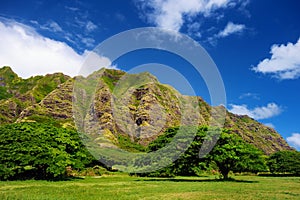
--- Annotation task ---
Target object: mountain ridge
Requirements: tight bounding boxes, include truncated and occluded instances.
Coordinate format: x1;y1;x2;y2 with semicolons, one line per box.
0;66;293;154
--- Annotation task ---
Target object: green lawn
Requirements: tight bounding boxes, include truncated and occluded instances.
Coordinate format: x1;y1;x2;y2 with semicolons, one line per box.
0;175;299;200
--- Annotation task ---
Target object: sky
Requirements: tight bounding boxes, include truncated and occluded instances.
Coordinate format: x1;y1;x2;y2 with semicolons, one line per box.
0;0;300;150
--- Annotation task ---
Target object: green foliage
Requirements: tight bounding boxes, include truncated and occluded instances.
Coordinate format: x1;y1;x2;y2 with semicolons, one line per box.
101;69;125;91
31;74;68;102
134;126;210;177
224;112;293;155
14;75;43;94
0;122;96;180
0;67;293;180
0;66;293;157
207;131;267;179
137;126;267;179
0;66;19;83
0;86;12;99
167;126;209;176
117;134;147;152
1;71;68;102
267;150;300;174
0;66;20;100
24;115;61;126
0;67;70;124
70;165;109;176
101;76;117;91
147;126;179;151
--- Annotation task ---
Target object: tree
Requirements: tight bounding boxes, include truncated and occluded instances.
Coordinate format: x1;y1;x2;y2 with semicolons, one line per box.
130;127;267;178
0;122;95;180
132;126;209;177
268;150;300;174
207;130;267;179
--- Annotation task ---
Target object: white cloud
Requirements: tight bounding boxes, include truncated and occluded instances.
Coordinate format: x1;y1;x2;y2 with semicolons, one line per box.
30;20;63;33
86;21;97;32
73;17;98;33
287;133;300;149
40;21;63;33
264;123;275;129
229;103;282;120
239;92;260;100
65;6;80;12
206;21;246;45
0;20;112;78
187;22;202;38
136;0;232;32
79;51;115;77
81;37;95;48
217;22;245;38
252;38;300;80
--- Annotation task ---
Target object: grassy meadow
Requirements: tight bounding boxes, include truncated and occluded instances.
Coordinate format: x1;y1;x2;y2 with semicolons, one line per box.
0;175;299;200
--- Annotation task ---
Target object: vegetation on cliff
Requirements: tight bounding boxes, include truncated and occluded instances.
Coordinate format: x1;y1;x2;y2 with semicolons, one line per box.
0;66;297;180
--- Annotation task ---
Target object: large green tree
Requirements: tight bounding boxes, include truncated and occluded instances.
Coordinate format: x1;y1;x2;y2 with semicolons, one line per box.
130;126;208;177
0;122;95;180
267;150;300;174
207;130;267;179
135;126;267;179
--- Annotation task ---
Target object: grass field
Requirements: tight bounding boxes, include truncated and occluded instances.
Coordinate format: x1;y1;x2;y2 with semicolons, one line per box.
0;175;299;200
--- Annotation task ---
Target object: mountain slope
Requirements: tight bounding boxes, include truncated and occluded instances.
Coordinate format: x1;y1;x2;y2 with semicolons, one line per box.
0;67;70;124
0;66;293;154
224;112;292;154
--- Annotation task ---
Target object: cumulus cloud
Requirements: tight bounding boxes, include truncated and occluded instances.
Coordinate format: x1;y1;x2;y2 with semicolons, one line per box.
0;20;112;78
252;38;300;80
136;0;232;32
228;103;282;120
217;22;245;38
206;21;246;45
239;92;260;100
287;133;300;149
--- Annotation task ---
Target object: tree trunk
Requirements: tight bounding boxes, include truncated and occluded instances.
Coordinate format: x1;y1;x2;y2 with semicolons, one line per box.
222;172;229;180
220;168;230;180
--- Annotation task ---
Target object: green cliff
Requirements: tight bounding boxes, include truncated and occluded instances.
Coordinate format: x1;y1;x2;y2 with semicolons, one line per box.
0;66;293;155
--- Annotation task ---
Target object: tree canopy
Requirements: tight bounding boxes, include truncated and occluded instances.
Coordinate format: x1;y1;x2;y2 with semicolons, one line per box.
0;122;95;180
268;150;300;175
134;126;267;179
207;130;267;179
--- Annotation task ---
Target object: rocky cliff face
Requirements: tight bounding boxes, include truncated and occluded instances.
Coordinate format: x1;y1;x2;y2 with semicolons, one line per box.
0;66;69;124
224;112;292;154
0;66;293;154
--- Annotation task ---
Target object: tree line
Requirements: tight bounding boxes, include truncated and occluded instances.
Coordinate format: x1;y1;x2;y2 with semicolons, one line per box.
0;123;299;180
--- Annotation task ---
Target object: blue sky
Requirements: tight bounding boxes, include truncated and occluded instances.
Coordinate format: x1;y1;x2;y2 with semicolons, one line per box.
0;0;300;150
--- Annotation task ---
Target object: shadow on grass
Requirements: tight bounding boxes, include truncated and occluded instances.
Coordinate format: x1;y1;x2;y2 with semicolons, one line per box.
3;176;85;182
47;176;85;182
258;173;300;177
135;177;258;183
